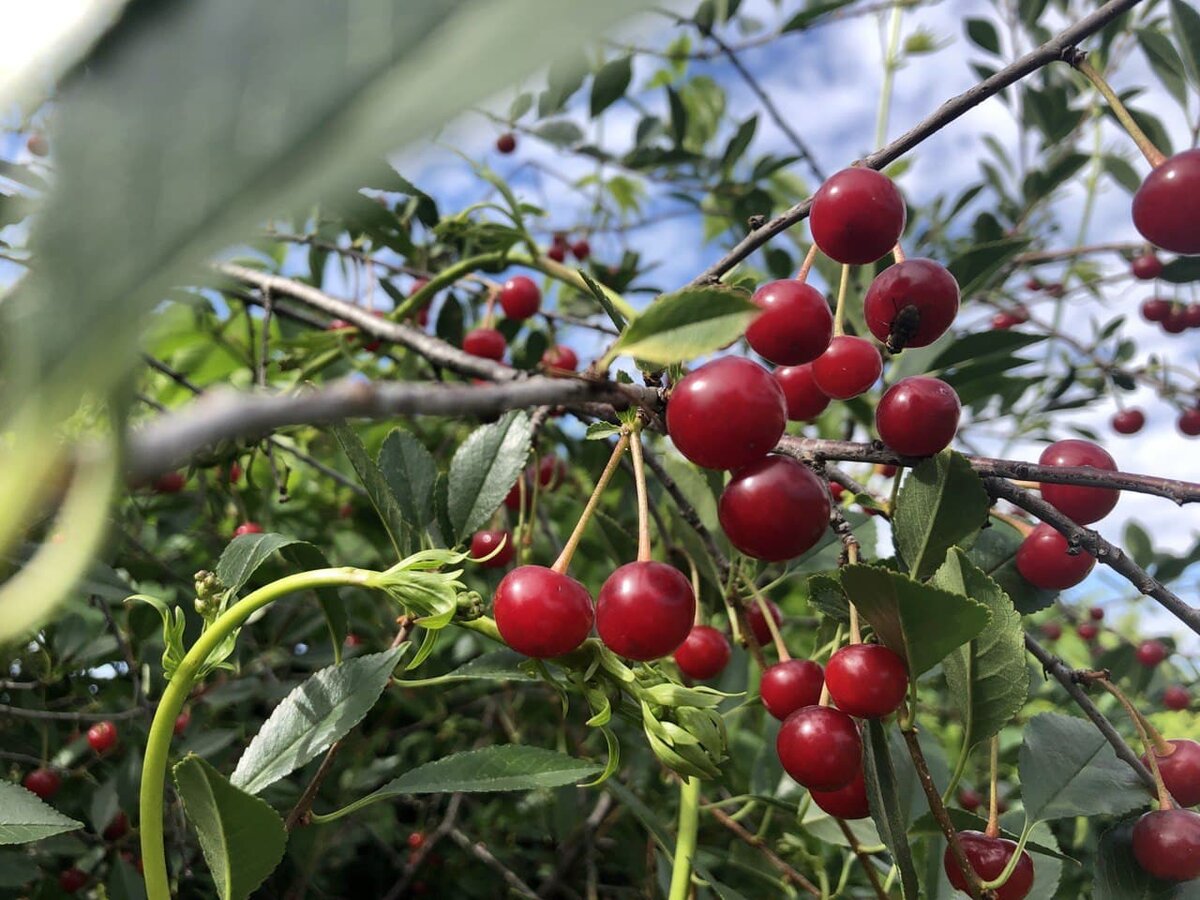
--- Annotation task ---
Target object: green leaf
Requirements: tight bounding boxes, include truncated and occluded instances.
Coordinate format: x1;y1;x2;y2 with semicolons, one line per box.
533;119;585;147
934;549;1028;747
720;116;758;170
446;412;532;545
173;755;287;900
966;18;1001;55
331;422;408;556
1162;256;1200;284
0;781;83;845
398;649;539;684
232;646;408;795
378;428;436;532
1171;0;1200;87
1019;713;1151;823
607;286;757;366
947;237;1031;298
862;720;920;898
215;533;304;598
966;524;1056;614
806;573;850;623
893;450;990;580
781;0;854;33
540;51;589;116
840;565;990;678
1137;29;1191;105
591;56;633;117
928;330;1045;372
579;269;628;331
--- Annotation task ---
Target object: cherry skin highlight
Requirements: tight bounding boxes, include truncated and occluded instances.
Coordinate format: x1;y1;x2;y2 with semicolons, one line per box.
542;345;578;371
825;643;909;718
875;376;960;456
1133;149;1200;255
499;275;541;320
943;831;1035;900
1164;686;1191;711
776;705;862;791
1137;639;1169;668
1112;408;1145;435
596;561;696;661
719;456;831;561
463;327;507;361
810;167;906;265
810;768;870;820
811;336;883;400
87;721;118;753
760;659;825;721
493;566;594;659
470;530;515;568
1142;739;1200;807
1016;524;1096;590
673;626;732;680
774;364;831;421
746;280;833;365
1132;251;1164;280
746;598;783;647
1037;439;1119;525
1132;808;1200;882
666;357;787;470
22;768;60;800
863;258;960;350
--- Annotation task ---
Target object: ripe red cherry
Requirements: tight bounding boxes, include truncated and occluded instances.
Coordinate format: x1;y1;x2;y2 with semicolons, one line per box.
666;357;786;470
327;318;353;332
174;710;191;735
810;167;906;265
863;258;960;350
227;462;242;483
344;633;364;647
22;768;61;799
571;239;591;260
943;832;1035;900
958;787;983;812
1037;439;1119;525
1133;149;1200;255
774;364;831;421
1089;606;1105;621
1180;408;1200;436
1165;686;1191;711
811;336;882;400
499;275;541;320
234;522;263;536
746;281;833;365
1041;622;1062;641
542;345;578;371
810;768;870;819
103;811;130;841
1143;739;1200;807
1133;808;1200;882
830;482;845;501
1137;639;1169;668
746;598;783;647
719;456;830;561
547;243;566;263
760;659;825;720
825;643;909;719
777;706;862;790
463;328;507;360
1016;525;1096;589
875;376;960;456
596;562;696;661
1077;622;1100;641
153;471;186;494
407;831;426;850
1164;308;1189;334
87;721;118;753
27;132;49;157
493;566;594;659
1186;304;1200;329
471;530;515;568
59;868;88;894
1142;298;1172;322
496;132;517;154
338;503;354;520
1132;251;1164;280
992;311;1022;330
537;456;567;490
1112;408;1145;435
674;626;732;680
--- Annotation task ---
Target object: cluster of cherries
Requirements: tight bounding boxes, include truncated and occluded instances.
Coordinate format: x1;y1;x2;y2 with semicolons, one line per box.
462;274;579;373
546;231;590;264
1140;295;1200;335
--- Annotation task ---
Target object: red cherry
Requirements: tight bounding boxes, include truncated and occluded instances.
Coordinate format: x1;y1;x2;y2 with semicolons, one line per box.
1089;606;1105;621
1025;277;1043;291
22;767;61;799
1016;524;1095;590
1132;251;1165;280
1180;408;1200;436
746;599;783;647
327;318;353;332
1164;308;1189;334
1037;439;1119;525
407;831;426;849
103;811;130;841
493;566;594;658
1142;298;1172;322
825;643;909;719
1041;622;1062;641
470;530;515;568
542;345;578;371
991;311;1022;330
1112;409;1145;435
746;281;833;365
830;482;845;501
1165;686;1191;712
87;721;118;753
809;168;906;265
1137;639;1169;668
1133;808;1200;882
153;471;186;494
227;462;243;483
811;336;882;400
666;358;786;470
958;787;983;812
547;243;566;263
1186;304;1200;329
499;275;541;320
344;633;364;648
718;456;830;561
1133;149;1200;255
863;258;960;350
234;522;263;536
674;626;732;680
875;376;960;456
777;706;862;790
338;503;354;520
537;456;567;490
27;132;49;157
1044;282;1065;298
464;328;507;361
810;768;870;819
503;477;529;512
59;868;88;894
943;831;1035;900
774;364;831;421
1077;622;1100;641
760;659;825;720
174;711;191;735
596;561;696;661
496;132;517;154
571;239;591;260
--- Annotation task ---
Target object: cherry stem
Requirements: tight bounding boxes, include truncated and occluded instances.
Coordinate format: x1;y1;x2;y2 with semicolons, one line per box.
630;422;652;563
551;432;630;575
845;543;863;644
891;243;906;264
1074;58;1166;168
796;243;819;283
749;584;789;661
1091;674;1174;807
833;263;851;337
482;287;499;328
980;821;1035;892
986;735;1001;839
988;507;1033;537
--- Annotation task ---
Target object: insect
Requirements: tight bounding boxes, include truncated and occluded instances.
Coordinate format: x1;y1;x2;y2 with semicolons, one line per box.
886;304;922;353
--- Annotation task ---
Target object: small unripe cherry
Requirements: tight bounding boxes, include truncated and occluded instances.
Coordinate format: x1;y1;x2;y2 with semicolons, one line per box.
776;705;862;790
87;720;118;753
811;336;883;400
22;768;61;799
1132;149;1200;255
493;566;594;659
745;599;783;647
1142;297;1172;322
773;364;831;421
571;239;591;261
863;258;960;350
496;132;517;154
1164;686;1191;711
1111;408;1145;435
1132;808;1200;882
1015;524;1095;590
760;659;825;720
1179;408;1200;436
943;832;1035;900
1142;739;1200;807
745;280;833;365
498;275;541;320
875;376;960;456
810;768;870;820
1037;439;1119;525
718;456;830;561
825;643;909;719
542;345;578;371
673;626;732;680
234;522;263;536
810;167;906;265
470;530;515;568
596;561;696;661
463;328;507;361
1132;251;1164;280
1137;639;1169;668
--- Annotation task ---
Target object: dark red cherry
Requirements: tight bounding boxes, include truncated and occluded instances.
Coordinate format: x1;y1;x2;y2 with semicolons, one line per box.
537;456;567;490
547;243;566;263
493;566;594;658
1112;408;1146;435
673;626;732;680
153;471;186;494
174;710;191;735
499;275;541;320
1041;622;1062;641
463;328;507;361
943;831;1035;900
596;562;695;661
1133;149;1200;255
1164;309;1189;334
103;811;130;841
496;132;517;154
87;721;118;753
27;132;49;157
774;364;831;421
1077;622;1100;641
59;869;88;894
746;280;833;365
958;787;983;812
1186;304;1200;329
719;456;830;561
1016;524;1095;590
504;477;529;512
992;311;1022;330
1133;808;1200;882
666;357;786;470
22;767;61;799
1089;606;1105;621
777;705;862;790
1180;408;1200;436
1137;639;1169;668
471;530;515;568
746;598;783;647
234;522;263;536
1144;739;1200;807
1142;298;1172;322
761;659;825;720
830;482;845;501
1132;251;1164;280
1037;439;1119;525
810;768;870;819
1165;686;1191;711
1025;277;1043;291
811;336;882;400
542;345;578;371
810;168;906;265
571;239;590;260
825;643;909;719
863;258;959;350
875;376;960;456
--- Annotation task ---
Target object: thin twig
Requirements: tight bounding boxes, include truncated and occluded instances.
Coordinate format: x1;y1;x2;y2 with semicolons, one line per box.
705;800;821;897
835;818;888;900
447;827;540;898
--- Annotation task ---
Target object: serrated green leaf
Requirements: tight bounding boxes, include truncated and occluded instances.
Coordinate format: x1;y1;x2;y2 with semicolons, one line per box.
591;56;633;117
893;450;990;580
1170;0;1200;87
1137;29;1191;105
947;237;1031;298
929;330;1045;372
607;286;757;366
378;428;436;532
446;411;532;545
0;781;83;845
805;573;850;623
216;533;309;598
533;119;584;147
331;422;408;556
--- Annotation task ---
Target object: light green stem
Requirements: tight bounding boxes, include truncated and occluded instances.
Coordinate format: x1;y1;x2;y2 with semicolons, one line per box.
874;1;905;147
139;568;375;900
832;264;851;336
668;776;702;900
980;820;1034;891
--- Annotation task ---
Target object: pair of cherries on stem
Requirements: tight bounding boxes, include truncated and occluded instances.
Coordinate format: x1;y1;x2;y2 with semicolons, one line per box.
1131;730;1200;883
